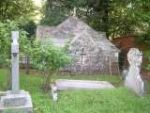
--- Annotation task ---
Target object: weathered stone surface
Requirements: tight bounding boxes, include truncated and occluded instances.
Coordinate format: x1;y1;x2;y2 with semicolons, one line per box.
50;79;115;101
125;48;144;96
11;31;19;93
36;17;120;74
54;79;115;90
0;90;33;113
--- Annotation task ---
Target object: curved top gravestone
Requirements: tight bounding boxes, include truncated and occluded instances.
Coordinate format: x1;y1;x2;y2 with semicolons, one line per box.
125;48;144;96
127;48;142;67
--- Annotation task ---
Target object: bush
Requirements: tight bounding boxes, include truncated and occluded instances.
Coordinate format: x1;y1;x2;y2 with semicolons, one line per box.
29;40;71;91
0;21;30;66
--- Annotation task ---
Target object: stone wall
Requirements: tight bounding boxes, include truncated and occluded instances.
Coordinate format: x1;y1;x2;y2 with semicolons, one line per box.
63;33;120;75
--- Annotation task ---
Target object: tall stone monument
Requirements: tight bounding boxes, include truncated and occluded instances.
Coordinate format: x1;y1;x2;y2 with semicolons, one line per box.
0;31;33;113
125;48;144;96
11;31;19;93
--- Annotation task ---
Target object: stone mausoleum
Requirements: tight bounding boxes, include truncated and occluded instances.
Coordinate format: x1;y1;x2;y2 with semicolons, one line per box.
36;17;120;75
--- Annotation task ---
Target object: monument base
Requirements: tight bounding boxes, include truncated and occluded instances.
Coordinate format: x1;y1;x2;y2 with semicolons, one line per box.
0;90;33;113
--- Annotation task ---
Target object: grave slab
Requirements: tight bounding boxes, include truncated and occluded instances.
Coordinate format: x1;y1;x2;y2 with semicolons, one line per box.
50;79;115;101
54;79;115;90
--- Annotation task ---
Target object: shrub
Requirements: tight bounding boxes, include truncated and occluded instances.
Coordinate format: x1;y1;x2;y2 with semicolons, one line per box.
29;40;71;91
0;21;29;67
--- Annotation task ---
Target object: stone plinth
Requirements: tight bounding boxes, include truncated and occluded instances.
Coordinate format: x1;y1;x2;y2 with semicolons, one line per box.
0;90;33;113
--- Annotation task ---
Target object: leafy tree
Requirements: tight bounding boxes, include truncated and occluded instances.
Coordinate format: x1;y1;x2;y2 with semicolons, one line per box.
0;0;37;74
41;0;110;37
0;21;29;66
0;0;37;45
0;20;30;88
18;20;36;40
29;41;71;92
41;0;150;40
41;0;66;25
109;0;150;38
41;0;88;25
0;0;36;22
86;0;110;37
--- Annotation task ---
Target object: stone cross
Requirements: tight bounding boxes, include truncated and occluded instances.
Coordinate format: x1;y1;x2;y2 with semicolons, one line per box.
0;31;33;113
11;31;19;93
125;48;144;96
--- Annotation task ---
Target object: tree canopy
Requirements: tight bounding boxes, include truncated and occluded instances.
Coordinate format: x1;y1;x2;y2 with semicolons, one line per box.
0;0;36;21
41;0;150;39
0;21;29;66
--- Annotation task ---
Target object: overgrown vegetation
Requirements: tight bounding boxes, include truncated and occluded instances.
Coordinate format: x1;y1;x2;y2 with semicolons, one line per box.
1;69;150;113
0;0;35;21
0;0;37;46
28;41;71;92
0;0;150;112
0;21;29;66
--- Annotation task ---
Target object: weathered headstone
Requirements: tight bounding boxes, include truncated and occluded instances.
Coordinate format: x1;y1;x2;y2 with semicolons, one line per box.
125;48;144;96
0;31;33;113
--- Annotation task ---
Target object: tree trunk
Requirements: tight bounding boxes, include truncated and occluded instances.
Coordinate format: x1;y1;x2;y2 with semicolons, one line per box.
42;70;54;92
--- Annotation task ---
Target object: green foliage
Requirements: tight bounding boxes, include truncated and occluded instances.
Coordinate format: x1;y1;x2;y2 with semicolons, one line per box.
109;0;150;38
0;21;30;66
109;1;133;37
0;0;37;43
0;0;36;22
136;29;150;45
19;20;36;39
143;51;150;71
29;41;71;71
86;0;109;36
41;0;150;40
41;0;109;36
28;40;71;91
1;69;150;113
40;0;66;25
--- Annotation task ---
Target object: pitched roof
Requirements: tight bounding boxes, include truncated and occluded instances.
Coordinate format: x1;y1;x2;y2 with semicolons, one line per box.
36;17;119;52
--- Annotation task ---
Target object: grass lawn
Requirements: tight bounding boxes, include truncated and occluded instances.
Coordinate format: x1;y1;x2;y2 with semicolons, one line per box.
0;69;150;113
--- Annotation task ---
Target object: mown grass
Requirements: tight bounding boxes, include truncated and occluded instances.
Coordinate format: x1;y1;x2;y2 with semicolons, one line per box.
0;69;150;113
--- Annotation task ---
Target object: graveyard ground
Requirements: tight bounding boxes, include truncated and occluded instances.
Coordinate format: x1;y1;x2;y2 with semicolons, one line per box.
0;69;150;113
